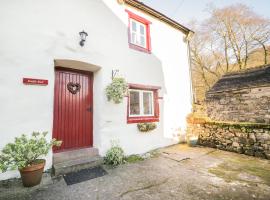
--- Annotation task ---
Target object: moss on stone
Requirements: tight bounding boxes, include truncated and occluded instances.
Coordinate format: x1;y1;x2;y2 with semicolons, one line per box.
208;167;239;183
206;120;270;129
208;155;270;185
190;117;270;130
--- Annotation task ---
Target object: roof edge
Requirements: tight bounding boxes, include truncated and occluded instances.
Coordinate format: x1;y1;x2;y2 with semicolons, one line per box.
207;83;270;95
207;64;270;94
122;0;194;35
223;64;270;77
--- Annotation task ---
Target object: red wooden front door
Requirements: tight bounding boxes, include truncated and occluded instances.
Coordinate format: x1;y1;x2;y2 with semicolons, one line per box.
53;68;93;152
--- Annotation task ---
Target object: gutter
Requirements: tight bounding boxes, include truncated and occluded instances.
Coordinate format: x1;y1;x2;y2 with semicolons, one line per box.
121;0;194;35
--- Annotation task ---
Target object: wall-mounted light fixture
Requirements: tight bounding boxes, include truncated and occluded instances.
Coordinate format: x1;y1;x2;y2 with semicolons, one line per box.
79;30;88;46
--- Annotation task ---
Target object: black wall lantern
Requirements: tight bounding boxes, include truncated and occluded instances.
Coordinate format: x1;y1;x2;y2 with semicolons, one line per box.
79;30;88;46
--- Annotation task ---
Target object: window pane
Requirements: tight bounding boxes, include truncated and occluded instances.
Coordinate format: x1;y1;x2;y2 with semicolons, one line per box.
131;32;137;44
140;36;145;47
140;24;145;35
132;21;137;31
143;92;153;115
130;91;140;115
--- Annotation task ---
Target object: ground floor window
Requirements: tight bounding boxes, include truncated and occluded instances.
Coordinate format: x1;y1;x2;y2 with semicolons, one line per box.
127;84;160;123
129;90;154;116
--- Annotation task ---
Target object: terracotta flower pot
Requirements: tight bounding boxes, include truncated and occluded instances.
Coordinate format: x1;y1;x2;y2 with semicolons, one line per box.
19;159;46;187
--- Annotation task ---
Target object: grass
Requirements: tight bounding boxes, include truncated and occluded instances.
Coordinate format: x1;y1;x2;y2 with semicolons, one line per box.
125;150;162;163
125;155;144;163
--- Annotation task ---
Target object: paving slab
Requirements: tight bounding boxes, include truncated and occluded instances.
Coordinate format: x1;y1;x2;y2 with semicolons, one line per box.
1;144;270;200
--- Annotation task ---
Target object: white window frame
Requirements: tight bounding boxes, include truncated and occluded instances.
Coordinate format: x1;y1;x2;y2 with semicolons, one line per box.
130;18;147;48
129;89;154;117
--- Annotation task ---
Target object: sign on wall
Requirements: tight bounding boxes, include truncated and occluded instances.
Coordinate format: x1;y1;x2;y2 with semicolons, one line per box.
23;78;48;86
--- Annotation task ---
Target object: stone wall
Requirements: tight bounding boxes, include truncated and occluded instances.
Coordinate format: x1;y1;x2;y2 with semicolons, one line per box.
187;119;270;159
206;86;270;123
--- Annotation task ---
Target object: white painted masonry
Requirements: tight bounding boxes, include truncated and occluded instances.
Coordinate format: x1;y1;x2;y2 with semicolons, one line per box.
0;0;192;180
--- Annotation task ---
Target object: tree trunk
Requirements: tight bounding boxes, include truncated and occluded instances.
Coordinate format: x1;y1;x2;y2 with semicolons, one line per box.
262;44;267;64
224;36;229;72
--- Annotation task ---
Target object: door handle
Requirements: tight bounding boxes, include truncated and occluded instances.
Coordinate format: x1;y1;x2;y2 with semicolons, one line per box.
87;107;92;112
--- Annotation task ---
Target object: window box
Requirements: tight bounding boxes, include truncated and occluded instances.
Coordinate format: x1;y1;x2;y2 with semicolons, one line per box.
127;84;160;123
125;10;151;53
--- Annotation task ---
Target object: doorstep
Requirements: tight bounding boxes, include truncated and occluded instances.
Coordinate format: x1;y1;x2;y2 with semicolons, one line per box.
53;147;103;176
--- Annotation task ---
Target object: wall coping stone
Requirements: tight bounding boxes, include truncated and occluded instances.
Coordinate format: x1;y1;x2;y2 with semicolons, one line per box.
188;116;270;129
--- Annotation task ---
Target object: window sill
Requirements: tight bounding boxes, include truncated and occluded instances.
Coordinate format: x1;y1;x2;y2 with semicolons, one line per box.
129;43;151;54
127;116;159;124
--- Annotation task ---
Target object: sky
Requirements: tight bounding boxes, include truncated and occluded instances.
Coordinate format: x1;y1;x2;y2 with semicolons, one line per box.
141;0;270;27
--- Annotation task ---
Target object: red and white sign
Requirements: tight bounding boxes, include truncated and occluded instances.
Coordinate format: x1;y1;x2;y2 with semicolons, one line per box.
23;78;48;85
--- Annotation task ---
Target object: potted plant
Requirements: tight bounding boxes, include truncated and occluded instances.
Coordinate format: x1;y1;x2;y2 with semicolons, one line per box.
0;132;61;187
187;136;198;147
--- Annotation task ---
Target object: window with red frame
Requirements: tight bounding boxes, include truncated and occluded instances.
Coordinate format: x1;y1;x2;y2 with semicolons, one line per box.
127;84;160;123
126;10;151;53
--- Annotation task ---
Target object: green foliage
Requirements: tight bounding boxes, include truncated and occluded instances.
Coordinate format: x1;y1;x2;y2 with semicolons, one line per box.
105;77;128;104
137;123;157;132
125;155;144;163
0;132;62;172
104;141;125;166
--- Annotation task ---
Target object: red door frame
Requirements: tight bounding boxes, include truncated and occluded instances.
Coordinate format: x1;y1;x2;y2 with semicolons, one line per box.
52;67;94;152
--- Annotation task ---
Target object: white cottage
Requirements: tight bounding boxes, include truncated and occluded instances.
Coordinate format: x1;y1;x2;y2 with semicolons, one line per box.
0;0;193;180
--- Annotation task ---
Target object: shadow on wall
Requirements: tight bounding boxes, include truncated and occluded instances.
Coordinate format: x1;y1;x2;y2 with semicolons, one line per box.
96;1;168;126
97;1;191;141
50;0;172;153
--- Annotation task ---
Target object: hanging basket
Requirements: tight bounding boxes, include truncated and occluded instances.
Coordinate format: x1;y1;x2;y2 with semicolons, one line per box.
105;77;128;104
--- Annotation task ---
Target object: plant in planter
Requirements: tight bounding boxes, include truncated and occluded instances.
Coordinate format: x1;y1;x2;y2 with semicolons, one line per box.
105;77;128;104
0;132;61;187
137;123;157;132
187;135;198;147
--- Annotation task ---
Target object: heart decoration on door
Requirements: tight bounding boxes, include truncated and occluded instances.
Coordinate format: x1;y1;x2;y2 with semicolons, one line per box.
67;82;81;94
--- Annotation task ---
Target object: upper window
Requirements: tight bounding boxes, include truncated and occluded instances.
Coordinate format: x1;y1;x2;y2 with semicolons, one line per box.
130;19;147;48
126;10;151;53
127;84;161;124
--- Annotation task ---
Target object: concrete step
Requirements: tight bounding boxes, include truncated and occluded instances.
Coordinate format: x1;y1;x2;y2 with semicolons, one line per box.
53;148;99;164
53;156;103;176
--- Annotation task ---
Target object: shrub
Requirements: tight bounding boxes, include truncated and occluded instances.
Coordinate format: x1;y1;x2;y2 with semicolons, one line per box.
137;123;157;132
0;132;62;172
104;142;125;166
105;77;128;104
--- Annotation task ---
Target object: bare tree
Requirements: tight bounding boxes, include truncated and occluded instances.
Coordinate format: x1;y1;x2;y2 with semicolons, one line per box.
251;21;270;64
206;4;265;70
189;4;270;104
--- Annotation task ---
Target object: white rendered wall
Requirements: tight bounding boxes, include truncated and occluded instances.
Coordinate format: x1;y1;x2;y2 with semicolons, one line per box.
0;0;192;180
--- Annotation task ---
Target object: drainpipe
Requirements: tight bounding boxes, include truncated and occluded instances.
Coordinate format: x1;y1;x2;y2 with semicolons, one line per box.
184;31;196;144
185;31;195;112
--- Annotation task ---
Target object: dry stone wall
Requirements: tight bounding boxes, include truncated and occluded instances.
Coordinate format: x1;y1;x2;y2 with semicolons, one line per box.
187;120;270;159
189;66;270;159
206;86;270;123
